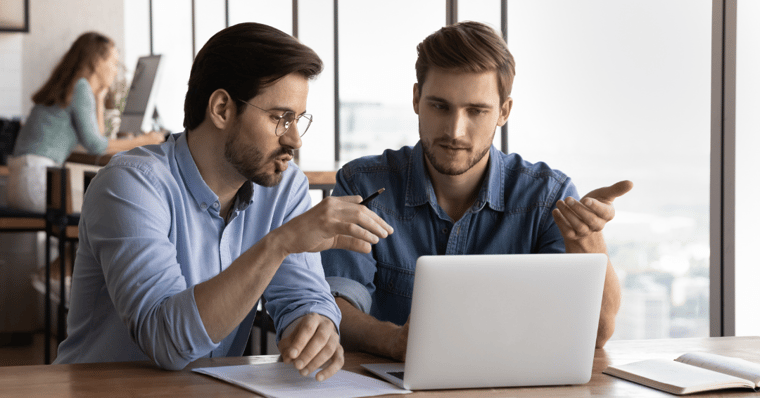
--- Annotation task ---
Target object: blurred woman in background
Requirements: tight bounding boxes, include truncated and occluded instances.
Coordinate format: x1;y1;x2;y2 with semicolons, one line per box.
8;31;163;212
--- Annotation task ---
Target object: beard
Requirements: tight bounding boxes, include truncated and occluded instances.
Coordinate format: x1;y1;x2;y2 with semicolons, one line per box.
420;135;491;176
224;122;294;187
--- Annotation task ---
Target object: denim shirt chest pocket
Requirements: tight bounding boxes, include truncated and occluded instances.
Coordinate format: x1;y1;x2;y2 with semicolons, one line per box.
374;260;415;299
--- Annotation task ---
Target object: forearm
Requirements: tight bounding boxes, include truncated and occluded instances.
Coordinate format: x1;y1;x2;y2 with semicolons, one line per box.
104;135;150;153
195;232;289;343
596;261;621;348
96;96;106;134
335;297;404;360
564;232;621;348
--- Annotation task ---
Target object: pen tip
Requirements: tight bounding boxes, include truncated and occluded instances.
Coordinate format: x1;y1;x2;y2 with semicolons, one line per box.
378;188;385;193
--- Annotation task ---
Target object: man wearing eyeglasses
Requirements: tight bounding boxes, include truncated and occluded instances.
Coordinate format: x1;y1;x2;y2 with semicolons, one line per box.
54;23;393;379
321;21;633;361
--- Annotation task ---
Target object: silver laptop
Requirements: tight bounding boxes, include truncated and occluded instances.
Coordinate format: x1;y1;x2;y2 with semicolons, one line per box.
362;253;608;390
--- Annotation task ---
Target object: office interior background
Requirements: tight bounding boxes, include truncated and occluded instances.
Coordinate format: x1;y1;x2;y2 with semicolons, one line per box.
0;0;757;342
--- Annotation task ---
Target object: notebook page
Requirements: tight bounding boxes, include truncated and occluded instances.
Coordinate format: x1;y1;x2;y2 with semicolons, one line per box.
193;362;410;398
676;352;760;387
604;359;755;394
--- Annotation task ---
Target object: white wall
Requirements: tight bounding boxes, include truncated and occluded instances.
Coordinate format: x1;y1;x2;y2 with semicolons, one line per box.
0;34;23;118
0;0;126;120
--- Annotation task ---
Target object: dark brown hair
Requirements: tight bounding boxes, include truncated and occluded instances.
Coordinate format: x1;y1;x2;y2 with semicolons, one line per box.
32;32;114;107
183;23;323;130
415;21;516;104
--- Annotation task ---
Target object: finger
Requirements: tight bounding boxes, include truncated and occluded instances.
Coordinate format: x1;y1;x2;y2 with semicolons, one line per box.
555;200;590;236
315;345;345;382
332;234;373;254
300;333;341;377
356;208;394;238
277;336;299;364
328;194;363;205
327;196;394;236
284;318;319;366
585;180;634;203
565;197;610;230
552;207;577;240
293;324;332;374
327;216;391;252
580;196;615;221
321;198;394;238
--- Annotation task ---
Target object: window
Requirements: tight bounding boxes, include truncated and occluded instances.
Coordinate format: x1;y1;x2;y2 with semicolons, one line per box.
125;1;739;339
296;0;336;169
734;0;760;336
337;0;445;163
151;1;193;132
507;0;712;339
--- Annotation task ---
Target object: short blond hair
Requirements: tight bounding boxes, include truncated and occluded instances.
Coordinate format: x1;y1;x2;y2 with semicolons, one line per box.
415;21;516;104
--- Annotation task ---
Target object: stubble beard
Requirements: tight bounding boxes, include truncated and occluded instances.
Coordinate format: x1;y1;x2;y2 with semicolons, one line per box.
224;123;292;187
420;136;491;176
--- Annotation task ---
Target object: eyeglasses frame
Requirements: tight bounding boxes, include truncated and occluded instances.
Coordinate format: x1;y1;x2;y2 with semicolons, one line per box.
236;98;312;137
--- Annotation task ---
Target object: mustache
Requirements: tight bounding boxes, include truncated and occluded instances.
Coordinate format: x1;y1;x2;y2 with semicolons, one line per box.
271;146;295;159
434;138;470;149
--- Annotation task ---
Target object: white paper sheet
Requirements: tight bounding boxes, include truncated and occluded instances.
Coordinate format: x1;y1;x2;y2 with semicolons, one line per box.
193;362;410;398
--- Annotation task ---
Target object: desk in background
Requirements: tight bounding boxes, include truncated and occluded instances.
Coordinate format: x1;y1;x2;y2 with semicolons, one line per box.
67;152;338;199
2;337;760;397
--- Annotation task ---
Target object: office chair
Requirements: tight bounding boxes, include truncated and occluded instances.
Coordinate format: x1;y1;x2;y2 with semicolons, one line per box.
43;166;80;364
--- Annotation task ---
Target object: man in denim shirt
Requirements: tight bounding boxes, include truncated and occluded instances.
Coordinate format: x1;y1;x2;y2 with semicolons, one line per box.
55;23;393;379
321;21;632;360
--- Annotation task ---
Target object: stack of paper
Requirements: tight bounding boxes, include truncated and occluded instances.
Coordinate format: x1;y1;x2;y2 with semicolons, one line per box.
193;362;410;398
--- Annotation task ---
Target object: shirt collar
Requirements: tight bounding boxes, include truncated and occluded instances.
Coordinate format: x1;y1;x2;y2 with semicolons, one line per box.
404;141;505;213
174;132;254;214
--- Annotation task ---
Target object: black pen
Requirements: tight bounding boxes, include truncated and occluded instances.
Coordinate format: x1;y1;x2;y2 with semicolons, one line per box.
360;188;385;206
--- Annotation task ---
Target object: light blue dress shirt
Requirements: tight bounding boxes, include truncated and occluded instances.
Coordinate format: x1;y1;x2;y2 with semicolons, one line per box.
55;132;340;370
321;142;578;326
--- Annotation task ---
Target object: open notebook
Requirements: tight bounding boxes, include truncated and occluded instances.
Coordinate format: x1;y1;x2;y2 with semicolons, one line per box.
604;352;760;395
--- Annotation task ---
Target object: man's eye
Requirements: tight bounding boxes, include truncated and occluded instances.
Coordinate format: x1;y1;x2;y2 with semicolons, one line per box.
469;109;487;116
432;103;447;110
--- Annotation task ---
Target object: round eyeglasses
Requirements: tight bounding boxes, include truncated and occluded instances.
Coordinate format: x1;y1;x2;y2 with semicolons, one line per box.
237;99;312;137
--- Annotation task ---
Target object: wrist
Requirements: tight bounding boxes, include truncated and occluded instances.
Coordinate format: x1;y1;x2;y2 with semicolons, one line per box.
564;231;607;254
384;322;407;361
260;228;292;260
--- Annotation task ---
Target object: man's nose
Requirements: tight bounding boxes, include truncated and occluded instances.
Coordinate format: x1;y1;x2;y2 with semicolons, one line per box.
445;110;468;139
280;124;302;150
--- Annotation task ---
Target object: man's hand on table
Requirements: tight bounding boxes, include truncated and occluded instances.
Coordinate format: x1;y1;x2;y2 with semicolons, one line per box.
278;313;344;381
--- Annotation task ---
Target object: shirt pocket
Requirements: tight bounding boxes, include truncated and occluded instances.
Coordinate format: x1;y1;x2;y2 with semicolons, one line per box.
374;261;415;299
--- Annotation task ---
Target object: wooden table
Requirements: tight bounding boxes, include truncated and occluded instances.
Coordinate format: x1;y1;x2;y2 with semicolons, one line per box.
1;337;759;397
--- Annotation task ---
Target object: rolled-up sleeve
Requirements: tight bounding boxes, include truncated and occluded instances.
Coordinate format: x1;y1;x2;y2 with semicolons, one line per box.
263;174;342;340
320;168;378;314
84;164;217;370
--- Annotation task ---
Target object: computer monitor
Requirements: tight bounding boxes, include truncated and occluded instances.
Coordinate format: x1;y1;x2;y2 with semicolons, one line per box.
119;54;163;134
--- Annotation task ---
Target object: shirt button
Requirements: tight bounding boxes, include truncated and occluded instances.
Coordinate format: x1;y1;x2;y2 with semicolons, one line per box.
442;228;449;234
200;203;207;210
213;202;220;209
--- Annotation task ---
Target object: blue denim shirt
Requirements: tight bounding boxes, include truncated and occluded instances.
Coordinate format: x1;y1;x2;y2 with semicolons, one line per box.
55;132;340;370
321;142;578;326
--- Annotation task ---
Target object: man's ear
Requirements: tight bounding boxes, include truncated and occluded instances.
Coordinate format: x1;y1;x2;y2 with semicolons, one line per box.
207;89;235;130
497;97;513;127
412;83;420;115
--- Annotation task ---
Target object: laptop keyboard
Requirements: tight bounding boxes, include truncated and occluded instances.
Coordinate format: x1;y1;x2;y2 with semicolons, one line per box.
389;371;405;380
